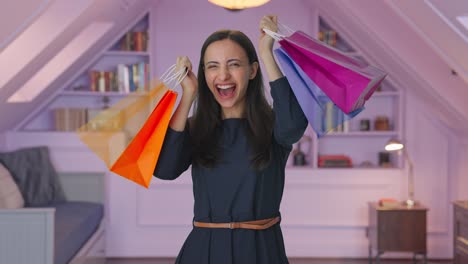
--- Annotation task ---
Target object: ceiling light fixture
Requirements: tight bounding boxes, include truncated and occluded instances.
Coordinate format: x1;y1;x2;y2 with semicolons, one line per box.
208;0;270;11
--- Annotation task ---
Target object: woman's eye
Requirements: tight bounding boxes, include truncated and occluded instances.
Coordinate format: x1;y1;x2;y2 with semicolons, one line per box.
207;65;218;69
228;63;240;68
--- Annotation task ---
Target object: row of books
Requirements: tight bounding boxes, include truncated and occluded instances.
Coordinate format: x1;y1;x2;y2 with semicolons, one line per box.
318;30;337;47
322;101;350;133
118;31;148;52
53;108;123;132
88;62;150;93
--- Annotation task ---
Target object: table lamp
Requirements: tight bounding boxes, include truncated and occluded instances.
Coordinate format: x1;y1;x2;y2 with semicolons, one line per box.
385;139;415;207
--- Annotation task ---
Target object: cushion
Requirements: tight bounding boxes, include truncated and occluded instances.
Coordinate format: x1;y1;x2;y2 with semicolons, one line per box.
0;146;67;206
52;201;104;264
0;163;24;209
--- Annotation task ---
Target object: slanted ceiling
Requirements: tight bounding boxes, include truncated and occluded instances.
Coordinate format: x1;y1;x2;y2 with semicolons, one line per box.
0;0;52;50
0;0;467;135
0;0;152;132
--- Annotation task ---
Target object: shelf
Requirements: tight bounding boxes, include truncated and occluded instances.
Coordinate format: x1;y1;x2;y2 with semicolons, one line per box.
15;12;152;133
372;91;400;97
343;51;360;57
322;131;399;137
103;51;149;57
60;91;148;97
315;167;400;171
286;166;400;171
284;167;403;186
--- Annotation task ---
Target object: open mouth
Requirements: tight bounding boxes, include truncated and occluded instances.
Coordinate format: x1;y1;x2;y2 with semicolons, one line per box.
216;84;236;99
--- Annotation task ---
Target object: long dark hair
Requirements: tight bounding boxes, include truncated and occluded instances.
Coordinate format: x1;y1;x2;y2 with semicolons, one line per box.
190;30;274;170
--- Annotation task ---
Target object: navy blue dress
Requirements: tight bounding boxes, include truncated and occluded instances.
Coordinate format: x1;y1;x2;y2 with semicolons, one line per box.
154;77;307;264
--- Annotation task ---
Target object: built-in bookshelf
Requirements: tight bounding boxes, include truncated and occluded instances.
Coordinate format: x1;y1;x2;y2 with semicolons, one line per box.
287;16;403;170
17;12;151;132
15;10;402;170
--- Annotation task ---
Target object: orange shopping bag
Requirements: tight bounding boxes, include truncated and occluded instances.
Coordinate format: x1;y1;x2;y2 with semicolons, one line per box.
110;89;177;188
77;65;185;188
77;82;168;168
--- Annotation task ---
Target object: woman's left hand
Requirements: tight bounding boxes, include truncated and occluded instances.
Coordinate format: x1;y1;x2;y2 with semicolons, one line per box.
258;15;278;58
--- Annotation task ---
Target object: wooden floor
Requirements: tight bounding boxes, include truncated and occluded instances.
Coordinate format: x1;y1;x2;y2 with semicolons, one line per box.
106;258;452;264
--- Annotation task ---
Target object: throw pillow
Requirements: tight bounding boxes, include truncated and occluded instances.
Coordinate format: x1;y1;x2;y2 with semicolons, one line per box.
0;162;25;209
0;146;67;206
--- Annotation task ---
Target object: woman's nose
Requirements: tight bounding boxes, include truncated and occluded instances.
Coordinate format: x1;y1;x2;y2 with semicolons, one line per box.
219;66;231;80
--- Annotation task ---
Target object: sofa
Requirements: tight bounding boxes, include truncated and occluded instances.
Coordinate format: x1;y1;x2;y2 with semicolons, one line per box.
0;146;105;264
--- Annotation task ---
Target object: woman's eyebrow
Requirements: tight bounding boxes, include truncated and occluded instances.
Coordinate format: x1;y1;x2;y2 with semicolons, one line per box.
227;58;242;63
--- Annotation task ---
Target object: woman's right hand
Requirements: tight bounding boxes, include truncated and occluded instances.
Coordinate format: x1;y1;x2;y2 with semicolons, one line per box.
176;56;198;102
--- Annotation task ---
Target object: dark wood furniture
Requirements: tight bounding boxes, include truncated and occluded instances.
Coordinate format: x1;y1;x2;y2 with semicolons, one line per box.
367;202;428;264
454;201;468;264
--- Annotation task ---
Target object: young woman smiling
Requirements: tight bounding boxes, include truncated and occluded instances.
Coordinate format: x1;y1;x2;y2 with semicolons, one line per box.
154;15;307;264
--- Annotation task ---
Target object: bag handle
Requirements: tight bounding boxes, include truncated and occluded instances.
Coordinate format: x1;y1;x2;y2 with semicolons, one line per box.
160;64;188;89
262;20;294;41
278;21;294;35
263;28;283;41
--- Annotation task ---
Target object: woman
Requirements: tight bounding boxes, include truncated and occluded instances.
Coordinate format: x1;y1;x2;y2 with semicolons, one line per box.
154;15;307;263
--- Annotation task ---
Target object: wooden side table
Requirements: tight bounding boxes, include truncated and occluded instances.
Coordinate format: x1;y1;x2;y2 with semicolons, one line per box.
453;201;468;264
367;202;428;264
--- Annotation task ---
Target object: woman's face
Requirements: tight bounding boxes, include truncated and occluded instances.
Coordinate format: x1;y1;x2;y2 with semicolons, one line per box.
203;39;258;118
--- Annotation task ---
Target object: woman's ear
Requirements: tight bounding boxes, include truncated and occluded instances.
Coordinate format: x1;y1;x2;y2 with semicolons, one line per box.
249;61;259;80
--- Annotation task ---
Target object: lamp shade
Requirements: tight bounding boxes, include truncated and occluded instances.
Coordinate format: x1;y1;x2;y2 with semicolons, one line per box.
385;139;404;151
208;0;270;10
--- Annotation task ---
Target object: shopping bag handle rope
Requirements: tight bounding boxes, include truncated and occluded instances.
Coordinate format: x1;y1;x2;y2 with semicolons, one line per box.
160;64;176;81
278;21;294;35
160;64;188;90
263;28;283;41
262;21;294;41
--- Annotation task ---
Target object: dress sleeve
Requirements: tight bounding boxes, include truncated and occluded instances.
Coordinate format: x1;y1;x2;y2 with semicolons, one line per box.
270;76;308;148
153;123;192;180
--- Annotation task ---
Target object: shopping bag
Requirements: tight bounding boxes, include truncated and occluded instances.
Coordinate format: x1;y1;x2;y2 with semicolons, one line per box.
78;65;185;188
77;81;168;169
110;89;177;188
278;30;387;114
274;47;362;137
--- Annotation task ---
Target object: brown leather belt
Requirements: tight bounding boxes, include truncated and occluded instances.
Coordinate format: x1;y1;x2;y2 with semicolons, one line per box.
193;216;280;230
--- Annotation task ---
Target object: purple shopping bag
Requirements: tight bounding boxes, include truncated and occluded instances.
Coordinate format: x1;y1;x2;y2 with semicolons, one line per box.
279;31;387;114
275;47;363;137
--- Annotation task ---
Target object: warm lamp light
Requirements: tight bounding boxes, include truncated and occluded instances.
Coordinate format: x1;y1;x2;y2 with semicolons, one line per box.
208;0;270;10
384;139;404;151
385;139;415;207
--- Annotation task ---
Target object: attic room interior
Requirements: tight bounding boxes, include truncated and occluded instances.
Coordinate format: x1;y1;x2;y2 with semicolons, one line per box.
0;0;467;263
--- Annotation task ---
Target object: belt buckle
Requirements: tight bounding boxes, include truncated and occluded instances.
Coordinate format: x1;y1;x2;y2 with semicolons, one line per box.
229;222;234;229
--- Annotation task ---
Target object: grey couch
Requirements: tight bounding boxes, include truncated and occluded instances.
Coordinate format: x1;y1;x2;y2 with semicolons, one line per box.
0;146;105;264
